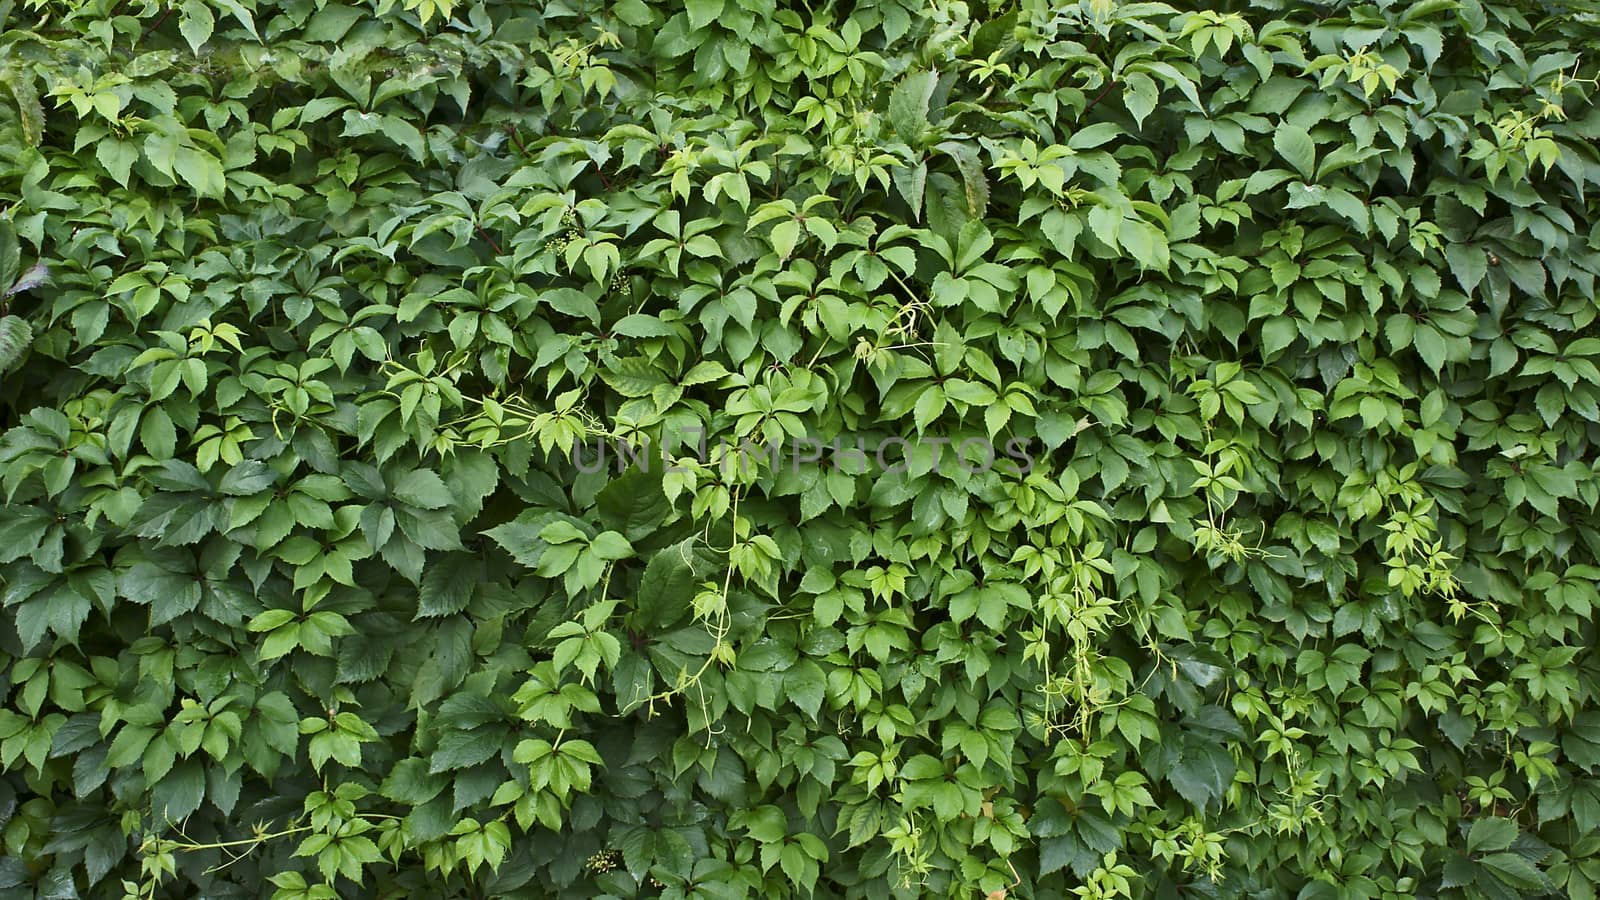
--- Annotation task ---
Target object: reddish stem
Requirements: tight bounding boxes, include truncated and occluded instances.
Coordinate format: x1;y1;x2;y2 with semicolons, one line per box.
475;224;502;256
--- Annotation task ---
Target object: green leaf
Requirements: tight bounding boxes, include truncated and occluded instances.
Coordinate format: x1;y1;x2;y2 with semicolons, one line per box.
1468;817;1518;853
745;805;787;843
0;220;17;288
590;530;633;560
685;0;725;30
1273;122;1316;180
1039;834;1089;876
1067;122;1122;150
418;553;479;617
612;313;679;338
770;219;800;259
888;71;938;141
1445;243;1488;293
379;116;426;161
381;758;449;804
0;316;33;373
652;13;704;57
785;659;826;718
1166;742;1234;811
1260;316;1298;357
613;0;654;26
542;287;601;323
937;140;989;217
15;586;91;647
484;511;560;567
219;460;275;495
1478;853;1547;890
393;469;453;509
5;72;42;147
596;465;671;541
1122;72;1159;127
1441;853;1476;890
429;729;498;772
1119;218;1168;269
1413;323;1447;372
120;560;203;625
913;385;946;431
178;0;215;52
635;541;699;629
173;146;225;197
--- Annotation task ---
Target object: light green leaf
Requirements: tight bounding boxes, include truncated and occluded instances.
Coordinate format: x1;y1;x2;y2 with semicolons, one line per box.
685;0;725;29
173;146;225;197
178;0;215;52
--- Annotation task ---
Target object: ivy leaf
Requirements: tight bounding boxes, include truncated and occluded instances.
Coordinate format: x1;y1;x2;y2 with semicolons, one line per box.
394;508;464;552
418;554;479;618
173;146;225;198
0;316;33;373
15;585;90;647
1478;853;1547;890
94;138;138;187
1260;316;1298;358
1414;323;1447;372
936;140;988;217
1166;742;1234;811
120;559;202;625
483;510;562;568
612;313;679;338
0;221;16;288
139;406;175;459
785;660;826;719
635;540;698;629
1122;71;1159;127
393;469;453;510
596;465;671;542
178;0;215;52
219;461;275;496
1468;818;1518;853
744;805;787;843
381;758;449;804
685;0;725;30
888;71;938;142
652;13;703;57
151;759;206;822
428;730;499;773
1273;122;1316;180
613;0;653;26
379;116;426;160
1445;243;1488;294
590;531;633;560
769;219;800;259
542;288;601;324
1038;833;1092;876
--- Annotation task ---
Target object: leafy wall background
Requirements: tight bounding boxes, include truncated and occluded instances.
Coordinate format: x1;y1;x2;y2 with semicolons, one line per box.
2;0;1600;897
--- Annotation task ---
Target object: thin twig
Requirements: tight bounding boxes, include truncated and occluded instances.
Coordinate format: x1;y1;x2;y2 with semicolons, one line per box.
475;223;502;255
1080;78;1119;119
140;5;176;43
506;124;529;156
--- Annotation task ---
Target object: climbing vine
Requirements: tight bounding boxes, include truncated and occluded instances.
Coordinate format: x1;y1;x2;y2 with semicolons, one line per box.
3;0;1600;898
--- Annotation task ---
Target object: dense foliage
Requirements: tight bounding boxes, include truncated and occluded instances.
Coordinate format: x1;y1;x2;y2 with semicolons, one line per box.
3;0;1600;897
